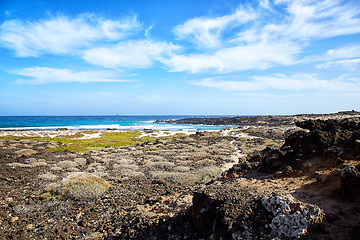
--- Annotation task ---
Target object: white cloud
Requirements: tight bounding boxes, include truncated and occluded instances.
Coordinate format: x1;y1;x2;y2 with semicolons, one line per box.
191;78;264;91
15;67;131;84
164;41;299;73
317;58;360;70
166;0;360;73
2;0;360;75
325;45;360;60
173;8;256;48
0;15;141;57
191;74;360;92
259;0;272;10
274;0;360;40
0;14;179;70
82;40;178;69
316;45;360;69
232;0;360;44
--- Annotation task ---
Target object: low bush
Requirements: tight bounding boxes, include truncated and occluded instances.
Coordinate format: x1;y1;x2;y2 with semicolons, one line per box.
41;172;111;200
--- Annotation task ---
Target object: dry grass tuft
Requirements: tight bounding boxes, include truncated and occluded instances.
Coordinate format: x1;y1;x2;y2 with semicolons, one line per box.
40;172;111;201
63;173;111;200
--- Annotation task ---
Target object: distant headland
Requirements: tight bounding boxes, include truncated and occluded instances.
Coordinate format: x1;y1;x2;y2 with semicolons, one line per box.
155;110;360;126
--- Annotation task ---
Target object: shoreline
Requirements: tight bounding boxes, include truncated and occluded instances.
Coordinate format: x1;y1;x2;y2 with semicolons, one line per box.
2;111;359;132
0;124;234;132
0;115;359;239
156;110;360;126
0;128;212;139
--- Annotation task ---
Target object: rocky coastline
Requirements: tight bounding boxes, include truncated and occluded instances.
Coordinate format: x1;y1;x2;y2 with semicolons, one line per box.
155;110;360;126
1;111;360;239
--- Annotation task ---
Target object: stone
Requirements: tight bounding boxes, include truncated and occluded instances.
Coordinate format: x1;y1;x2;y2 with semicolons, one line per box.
10;217;19;223
50;166;62;171
261;193;324;239
24;158;37;164
15;149;37;156
74;158;87;167
248;119;360;174
38;173;59;181
339;164;360;200
68;167;81;172
26;224;35;230
57;161;79;169
31;162;47;167
7;163;30;168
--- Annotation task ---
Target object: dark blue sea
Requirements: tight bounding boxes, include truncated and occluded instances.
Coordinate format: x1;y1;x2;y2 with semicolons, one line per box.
0;115;237;131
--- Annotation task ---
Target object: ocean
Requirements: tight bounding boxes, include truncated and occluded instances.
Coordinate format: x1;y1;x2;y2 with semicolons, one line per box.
0;115;237;131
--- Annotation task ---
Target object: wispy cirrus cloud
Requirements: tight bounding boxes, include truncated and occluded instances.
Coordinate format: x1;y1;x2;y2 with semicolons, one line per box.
15;67;132;84
164;41;299;73
82;40;179;69
191;74;360;92
316;45;360;70
270;0;360;41
165;0;360;73
316;59;360;70
1;0;360;75
0;14;142;57
173;8;256;48
0;14;177;70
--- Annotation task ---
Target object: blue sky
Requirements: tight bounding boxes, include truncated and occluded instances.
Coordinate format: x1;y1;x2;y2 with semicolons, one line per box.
0;0;359;116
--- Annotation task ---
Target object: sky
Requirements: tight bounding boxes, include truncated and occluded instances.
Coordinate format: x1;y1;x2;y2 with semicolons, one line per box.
0;0;359;116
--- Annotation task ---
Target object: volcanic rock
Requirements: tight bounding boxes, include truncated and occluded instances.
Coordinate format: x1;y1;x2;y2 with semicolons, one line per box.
248;119;360;175
339;164;360;201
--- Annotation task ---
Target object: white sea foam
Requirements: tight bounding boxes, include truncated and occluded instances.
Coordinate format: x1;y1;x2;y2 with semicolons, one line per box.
0;123;232;131
0;124;193;131
0;126;73;131
77;124;121;129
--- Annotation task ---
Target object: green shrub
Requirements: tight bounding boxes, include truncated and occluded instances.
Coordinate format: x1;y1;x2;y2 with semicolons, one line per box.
63;173;111;200
41;173;111;201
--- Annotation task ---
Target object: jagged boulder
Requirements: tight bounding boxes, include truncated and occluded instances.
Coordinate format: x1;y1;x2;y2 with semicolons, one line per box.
339;164;360;201
260;193;324;239
295;119;360;160
254;119;360;174
189;189;324;239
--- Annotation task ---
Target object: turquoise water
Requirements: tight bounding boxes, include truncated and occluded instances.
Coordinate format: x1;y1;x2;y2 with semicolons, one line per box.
0;116;237;131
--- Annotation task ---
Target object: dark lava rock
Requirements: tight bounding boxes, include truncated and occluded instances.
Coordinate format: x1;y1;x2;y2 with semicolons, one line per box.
155;111;360;127
156;115;295;126
339;164;360;201
295;119;360;160
191;192;228;239
186;182;270;240
226;118;360;176
260;119;360;174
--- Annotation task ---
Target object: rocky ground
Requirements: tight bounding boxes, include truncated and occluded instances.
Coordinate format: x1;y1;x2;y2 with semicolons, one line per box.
0;112;359;239
156;110;360;127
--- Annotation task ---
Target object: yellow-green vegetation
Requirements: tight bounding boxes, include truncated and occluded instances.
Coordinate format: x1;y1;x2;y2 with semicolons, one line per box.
196;166;222;182
175;133;186;136
65;173;111;200
41;173;111;201
144;148;163;151
158;133;187;141
40;184;59;201
1;131;150;153
0;136;30;141
193;153;211;159
39;131;144;153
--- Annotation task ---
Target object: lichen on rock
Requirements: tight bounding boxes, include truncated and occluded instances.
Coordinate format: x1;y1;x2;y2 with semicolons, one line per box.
261;193;324;239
